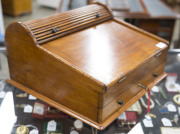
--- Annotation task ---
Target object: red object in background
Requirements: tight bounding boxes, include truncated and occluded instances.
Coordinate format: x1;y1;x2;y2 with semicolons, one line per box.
32;101;45;119
117;111;138;122
116;111;138;128
32;101;69;119
44;104;69;118
147;89;151;114
125;111;138;122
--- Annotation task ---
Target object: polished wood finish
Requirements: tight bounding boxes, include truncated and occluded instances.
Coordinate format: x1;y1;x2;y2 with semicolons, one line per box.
100;49;167;122
1;0;32;16
42;20;167;86
5;3;168;130
5;21;101;122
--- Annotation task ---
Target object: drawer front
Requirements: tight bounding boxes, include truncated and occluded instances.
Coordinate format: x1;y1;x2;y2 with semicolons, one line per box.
99;48;167;122
102;48;167;107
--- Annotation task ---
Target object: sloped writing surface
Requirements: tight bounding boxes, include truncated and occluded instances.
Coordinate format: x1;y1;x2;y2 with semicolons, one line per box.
42;20;163;85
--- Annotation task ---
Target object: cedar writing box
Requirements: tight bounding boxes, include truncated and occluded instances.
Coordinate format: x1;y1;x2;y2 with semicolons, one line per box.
5;2;168;130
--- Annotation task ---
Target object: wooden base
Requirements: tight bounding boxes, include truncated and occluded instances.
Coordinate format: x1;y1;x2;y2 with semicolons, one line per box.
6;73;167;130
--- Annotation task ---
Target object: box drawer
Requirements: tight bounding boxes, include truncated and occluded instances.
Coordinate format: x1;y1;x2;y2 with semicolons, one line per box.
99;48;167;122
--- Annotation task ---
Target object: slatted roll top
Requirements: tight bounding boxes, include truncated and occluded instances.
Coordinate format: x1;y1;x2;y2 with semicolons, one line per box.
24;3;113;45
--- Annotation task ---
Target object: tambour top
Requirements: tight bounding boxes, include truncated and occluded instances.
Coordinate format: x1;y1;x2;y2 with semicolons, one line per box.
24;3;113;45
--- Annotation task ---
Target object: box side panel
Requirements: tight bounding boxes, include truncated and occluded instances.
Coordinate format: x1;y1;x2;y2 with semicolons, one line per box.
5;22;103;122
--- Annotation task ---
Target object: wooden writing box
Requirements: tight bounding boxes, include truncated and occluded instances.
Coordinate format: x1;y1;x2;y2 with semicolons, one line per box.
5;3;168;130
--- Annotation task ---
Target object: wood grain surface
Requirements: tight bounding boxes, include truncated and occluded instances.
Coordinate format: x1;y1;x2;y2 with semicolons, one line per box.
5;3;168;129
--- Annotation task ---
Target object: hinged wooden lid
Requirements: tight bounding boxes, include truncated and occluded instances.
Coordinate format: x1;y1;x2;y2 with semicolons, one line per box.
41;19;168;88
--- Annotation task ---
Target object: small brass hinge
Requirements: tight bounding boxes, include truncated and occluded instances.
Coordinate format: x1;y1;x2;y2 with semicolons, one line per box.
155;52;162;58
118;77;127;83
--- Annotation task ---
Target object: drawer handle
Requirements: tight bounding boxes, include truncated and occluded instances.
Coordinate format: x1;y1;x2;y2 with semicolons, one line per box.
138;84;149;91
118;76;127;83
118;100;123;105
52;27;58;33
153;73;158;77
96;12;100;18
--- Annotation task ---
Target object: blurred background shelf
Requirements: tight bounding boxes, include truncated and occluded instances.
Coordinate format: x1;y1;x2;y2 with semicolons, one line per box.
1;0;32;16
